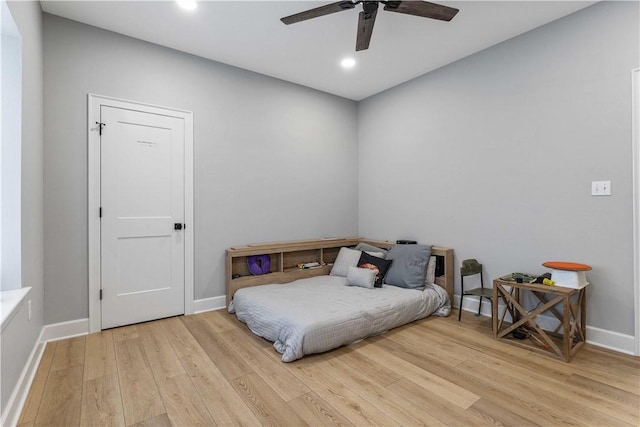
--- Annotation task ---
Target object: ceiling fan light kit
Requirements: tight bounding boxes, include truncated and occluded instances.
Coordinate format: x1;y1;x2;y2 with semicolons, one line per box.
281;0;459;51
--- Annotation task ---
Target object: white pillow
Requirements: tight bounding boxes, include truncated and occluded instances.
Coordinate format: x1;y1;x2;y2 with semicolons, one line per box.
330;247;362;277
346;266;376;289
425;256;436;285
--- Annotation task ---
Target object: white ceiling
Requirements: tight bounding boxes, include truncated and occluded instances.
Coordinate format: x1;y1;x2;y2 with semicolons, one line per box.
40;1;596;100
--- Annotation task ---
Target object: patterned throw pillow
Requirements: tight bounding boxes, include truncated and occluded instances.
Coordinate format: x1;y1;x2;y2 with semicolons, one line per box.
357;252;393;288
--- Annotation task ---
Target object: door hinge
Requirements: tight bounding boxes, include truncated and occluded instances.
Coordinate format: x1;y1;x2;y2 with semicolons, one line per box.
96;121;106;136
99;289;103;300
99;207;102;218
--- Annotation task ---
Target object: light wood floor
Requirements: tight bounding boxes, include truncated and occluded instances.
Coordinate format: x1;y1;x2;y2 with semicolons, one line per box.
18;309;640;426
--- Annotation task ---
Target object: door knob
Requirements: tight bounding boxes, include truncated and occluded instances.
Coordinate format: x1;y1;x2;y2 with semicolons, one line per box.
174;223;183;230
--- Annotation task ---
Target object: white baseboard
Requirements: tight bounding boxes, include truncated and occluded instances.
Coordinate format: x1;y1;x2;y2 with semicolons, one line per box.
586;325;636;355
40;318;89;342
2;318;90;425
454;294;494;319
193;296;226;314
453;294;637;356
1;330;45;427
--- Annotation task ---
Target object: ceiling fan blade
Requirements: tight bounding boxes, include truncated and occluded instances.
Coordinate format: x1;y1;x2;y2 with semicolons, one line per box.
356;9;377;51
281;1;356;25
384;1;459;22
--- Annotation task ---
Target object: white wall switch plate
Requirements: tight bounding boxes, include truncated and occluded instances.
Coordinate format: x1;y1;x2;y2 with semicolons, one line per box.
591;180;611;196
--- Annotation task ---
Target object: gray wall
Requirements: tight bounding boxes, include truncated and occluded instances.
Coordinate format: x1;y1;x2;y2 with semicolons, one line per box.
358;2;639;335
43;14;359;324
2;0;44;414
1;0;22;290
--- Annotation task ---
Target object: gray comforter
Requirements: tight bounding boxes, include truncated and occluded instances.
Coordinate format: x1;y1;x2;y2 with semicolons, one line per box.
228;275;450;362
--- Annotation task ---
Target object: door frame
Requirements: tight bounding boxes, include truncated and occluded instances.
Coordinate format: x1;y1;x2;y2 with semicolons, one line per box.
633;69;640;355
88;94;194;333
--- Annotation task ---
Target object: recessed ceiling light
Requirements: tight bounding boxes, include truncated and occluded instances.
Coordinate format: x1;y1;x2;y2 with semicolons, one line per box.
176;0;197;11
341;58;356;69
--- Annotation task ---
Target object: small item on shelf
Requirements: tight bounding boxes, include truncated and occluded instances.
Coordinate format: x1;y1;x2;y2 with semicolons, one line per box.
512;326;549;349
396;240;417;244
534;272;551;283
247;254;270;275
499;272;538;283
512;328;527;339
534;273;555;286
528;330;550;349
297;262;321;269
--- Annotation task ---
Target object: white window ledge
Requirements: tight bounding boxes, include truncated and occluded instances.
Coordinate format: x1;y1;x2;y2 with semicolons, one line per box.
0;287;31;332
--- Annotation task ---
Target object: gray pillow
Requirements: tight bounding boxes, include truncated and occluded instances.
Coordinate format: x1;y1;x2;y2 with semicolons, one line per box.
384;244;432;289
354;242;389;259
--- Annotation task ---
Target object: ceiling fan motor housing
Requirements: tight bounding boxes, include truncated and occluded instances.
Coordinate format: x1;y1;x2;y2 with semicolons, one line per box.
363;1;379;14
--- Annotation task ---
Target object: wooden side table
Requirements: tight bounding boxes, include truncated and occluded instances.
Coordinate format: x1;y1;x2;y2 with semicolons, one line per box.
492;278;587;362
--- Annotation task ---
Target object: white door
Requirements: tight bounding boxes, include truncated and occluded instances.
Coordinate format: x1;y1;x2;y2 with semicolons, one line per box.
100;106;185;329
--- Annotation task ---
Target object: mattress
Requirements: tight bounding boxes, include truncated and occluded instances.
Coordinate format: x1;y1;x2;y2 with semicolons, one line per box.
228;275;451;362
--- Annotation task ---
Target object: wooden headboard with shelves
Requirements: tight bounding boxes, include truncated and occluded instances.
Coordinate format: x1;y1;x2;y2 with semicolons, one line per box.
226;237;454;307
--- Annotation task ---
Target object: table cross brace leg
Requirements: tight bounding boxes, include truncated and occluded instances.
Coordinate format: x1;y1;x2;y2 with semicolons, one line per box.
496;286;517;333
531;291;566;334
568;291;586;343
498;287;562;334
497;288;565;357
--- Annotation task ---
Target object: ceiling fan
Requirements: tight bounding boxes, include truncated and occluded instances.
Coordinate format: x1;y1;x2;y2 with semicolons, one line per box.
281;1;459;52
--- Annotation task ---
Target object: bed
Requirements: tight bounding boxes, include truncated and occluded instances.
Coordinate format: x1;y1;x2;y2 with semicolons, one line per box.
226;238;454;362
